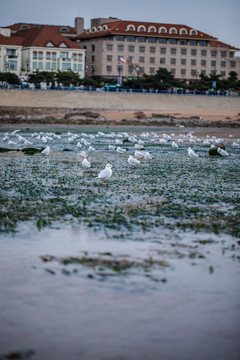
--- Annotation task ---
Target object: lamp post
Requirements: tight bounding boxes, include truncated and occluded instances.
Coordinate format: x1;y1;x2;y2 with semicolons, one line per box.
117;62;122;85
211;68;217;90
25;58;30;85
91;64;95;78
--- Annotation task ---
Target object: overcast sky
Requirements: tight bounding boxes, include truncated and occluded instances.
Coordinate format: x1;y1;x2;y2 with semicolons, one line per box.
1;0;240;50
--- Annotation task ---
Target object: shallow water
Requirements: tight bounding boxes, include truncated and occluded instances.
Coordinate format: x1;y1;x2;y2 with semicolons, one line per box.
0;125;240;359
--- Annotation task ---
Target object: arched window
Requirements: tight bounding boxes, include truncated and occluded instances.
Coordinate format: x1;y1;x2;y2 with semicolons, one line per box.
97;26;102;32
148;26;156;32
180;28;187;35
169;27;177;34
138;25;146;32
127;24;136;31
92;27;96;33
103;25;108;31
60;27;69;32
159;27;167;33
190;29;198;35
20;25;29;30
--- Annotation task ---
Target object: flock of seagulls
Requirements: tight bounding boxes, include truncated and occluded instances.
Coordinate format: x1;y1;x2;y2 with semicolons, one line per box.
1;128;239;186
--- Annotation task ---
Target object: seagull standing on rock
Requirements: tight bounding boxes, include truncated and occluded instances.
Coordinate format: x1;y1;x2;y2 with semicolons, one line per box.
98;164;113;186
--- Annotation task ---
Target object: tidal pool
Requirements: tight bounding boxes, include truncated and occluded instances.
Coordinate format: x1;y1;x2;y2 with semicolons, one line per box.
0;125;239;360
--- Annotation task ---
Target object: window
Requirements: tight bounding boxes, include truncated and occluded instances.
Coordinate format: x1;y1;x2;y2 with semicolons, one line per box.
171;58;176;65
106;44;113;50
190;29;197;35
38;52;43;60
201;70;206;75
60;51;69;60
128;45;134;52
170;69;176;75
46;52;51;60
191;49;197;56
230;61;236;68
52;52;56;60
149;26;156;32
139;56;145;63
60;27;69;32
229;52;234;58
201;60;206;66
20;25;29;30
8;60;17;70
179;40;187;45
170;28;177;34
171;48;176;54
62;63;71;70
150;57;155;63
128;56;134;64
137;37;145;43
160;47;166;54
199;41;207;46
160;58;165;64
149;67;155;74
73;64;77;71
148;37;156;43
126;36;135;42
91;55;95;62
191;69;197;76
158;38;166;44
150;47;155;53
78;64;82;71
221;61;226;67
118;44;124;51
211;60;216;67
221;71;226;77
181;59;186;65
181;48;187;55
38;62;43;69
52;62;56;70
59;43;67;48
138;26;146;32
33;51;37;59
33;62;37;69
106;65;112;72
116;35;124;41
159;27;167;33
201;50;207;56
139;46;145;53
211;50;217;57
221;51;227;57
91;45;95;52
191;59;196;65
107;55;112;61
46;41;54;47
46;62;50;70
73;53;77;61
127;25;135;31
169;39;177;44
78;54;82;61
189;40;197;46
180;28;187;35
181;69;186;75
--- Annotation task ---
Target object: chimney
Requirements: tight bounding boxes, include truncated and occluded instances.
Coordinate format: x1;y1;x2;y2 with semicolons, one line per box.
75;17;84;34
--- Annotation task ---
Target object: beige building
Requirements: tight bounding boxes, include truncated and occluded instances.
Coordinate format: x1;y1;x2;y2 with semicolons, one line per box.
0;23;86;78
74;17;240;83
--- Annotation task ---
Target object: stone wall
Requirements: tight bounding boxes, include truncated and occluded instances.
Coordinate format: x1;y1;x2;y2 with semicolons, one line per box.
0;89;240;111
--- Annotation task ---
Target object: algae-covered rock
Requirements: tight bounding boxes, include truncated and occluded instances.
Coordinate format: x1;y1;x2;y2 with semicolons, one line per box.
0;147;16;153
21;147;45;155
209;144;226;156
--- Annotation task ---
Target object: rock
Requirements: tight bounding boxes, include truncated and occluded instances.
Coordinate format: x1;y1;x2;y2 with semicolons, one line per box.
209;144;226;156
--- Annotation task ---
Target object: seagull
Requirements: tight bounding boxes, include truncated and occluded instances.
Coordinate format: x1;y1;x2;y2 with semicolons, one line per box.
82;158;91;168
128;155;140;166
41;146;50;155
116;146;126;154
135;144;144;150
88;146;96;152
188;147;199;158
217;148;229;157
172;141;178;148
108;145;116;150
98;164;113;185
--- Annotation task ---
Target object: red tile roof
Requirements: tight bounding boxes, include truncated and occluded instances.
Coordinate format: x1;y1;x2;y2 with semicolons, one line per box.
209;40;240;51
4;22;76;34
12;25;82;49
75;19;217;41
0;34;24;46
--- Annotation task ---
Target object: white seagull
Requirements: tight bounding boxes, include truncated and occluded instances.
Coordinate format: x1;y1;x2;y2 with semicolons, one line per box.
82;158;91;168
128;155;140;166
217;148;229;157
188;147;199;158
98;164;113;185
41;146;51;155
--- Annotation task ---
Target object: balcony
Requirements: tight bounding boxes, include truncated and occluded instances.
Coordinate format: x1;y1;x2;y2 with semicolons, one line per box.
7;55;18;59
